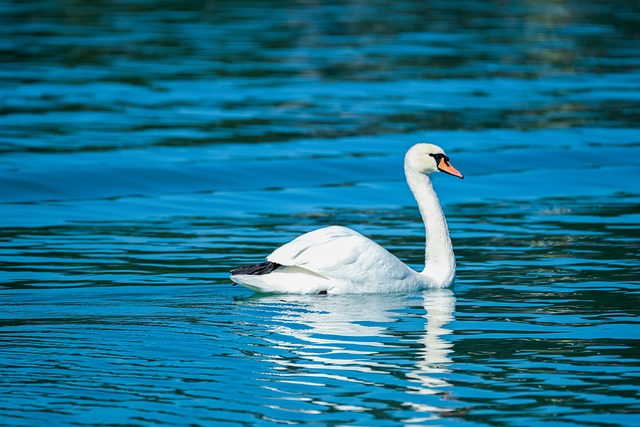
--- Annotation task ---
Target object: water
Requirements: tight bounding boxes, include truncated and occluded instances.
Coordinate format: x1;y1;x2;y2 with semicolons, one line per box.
2;0;640;425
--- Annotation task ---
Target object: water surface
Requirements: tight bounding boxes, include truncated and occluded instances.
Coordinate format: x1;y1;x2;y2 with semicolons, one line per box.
1;1;640;426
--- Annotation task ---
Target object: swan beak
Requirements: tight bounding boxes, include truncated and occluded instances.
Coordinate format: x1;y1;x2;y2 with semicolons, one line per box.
438;158;464;179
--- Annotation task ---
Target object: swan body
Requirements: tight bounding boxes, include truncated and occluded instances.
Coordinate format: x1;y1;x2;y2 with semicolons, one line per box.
230;143;463;294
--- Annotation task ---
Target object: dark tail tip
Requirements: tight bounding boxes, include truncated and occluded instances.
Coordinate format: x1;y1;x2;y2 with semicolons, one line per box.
230;261;281;276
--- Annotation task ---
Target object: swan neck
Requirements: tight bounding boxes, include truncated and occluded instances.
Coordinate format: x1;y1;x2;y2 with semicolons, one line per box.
405;166;455;285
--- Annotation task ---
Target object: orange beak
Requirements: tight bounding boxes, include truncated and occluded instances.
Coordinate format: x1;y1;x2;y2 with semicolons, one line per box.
438;158;464;179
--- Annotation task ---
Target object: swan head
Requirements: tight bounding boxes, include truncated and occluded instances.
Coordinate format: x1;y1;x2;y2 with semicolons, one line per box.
405;143;464;179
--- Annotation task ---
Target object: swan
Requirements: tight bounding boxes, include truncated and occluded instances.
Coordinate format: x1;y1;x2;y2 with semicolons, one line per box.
230;143;463;294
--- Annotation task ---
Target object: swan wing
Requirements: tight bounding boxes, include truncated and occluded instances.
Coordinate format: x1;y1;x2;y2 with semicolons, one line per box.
267;226;415;290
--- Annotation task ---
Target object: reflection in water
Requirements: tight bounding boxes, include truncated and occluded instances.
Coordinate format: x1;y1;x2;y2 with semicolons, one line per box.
249;290;456;417
407;290;455;392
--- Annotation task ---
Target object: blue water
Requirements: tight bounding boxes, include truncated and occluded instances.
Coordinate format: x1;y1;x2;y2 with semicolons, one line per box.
2;1;640;426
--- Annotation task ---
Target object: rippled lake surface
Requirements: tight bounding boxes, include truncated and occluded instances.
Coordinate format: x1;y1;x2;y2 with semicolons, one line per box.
2;1;640;425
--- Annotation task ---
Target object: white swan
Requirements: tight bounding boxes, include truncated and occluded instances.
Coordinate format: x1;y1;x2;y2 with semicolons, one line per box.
230;143;463;294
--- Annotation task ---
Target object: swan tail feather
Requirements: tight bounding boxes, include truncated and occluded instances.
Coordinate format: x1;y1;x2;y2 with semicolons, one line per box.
230;261;281;277
231;265;332;294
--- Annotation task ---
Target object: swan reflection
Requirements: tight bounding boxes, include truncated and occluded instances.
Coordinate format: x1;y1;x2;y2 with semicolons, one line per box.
248;289;456;406
404;289;456;418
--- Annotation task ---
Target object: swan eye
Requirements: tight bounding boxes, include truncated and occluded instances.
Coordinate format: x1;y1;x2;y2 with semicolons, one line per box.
429;153;450;165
